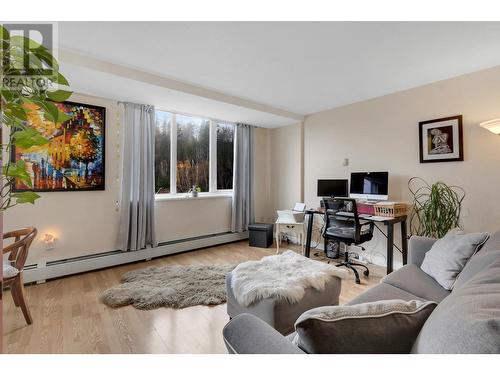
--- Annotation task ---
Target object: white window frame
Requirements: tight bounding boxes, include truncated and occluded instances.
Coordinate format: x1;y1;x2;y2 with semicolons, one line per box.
155;111;234;200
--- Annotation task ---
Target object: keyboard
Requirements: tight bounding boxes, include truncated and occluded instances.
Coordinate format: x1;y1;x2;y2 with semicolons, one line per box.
368;215;390;221
334;212;390;221
335;212;371;218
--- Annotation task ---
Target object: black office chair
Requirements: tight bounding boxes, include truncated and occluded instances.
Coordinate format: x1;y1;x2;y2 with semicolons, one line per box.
322;197;374;284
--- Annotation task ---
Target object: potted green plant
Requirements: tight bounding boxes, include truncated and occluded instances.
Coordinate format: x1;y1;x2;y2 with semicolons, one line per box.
188;185;202;197
1;25;72;211
408;177;465;239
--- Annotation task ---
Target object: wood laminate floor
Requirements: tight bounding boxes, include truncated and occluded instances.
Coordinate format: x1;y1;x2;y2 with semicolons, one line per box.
2;241;384;354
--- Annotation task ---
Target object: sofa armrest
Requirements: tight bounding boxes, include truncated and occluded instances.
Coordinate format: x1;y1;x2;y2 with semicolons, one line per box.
222;313;305;354
408;236;437;267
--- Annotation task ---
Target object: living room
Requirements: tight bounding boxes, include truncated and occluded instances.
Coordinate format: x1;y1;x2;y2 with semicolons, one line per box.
2;1;500;372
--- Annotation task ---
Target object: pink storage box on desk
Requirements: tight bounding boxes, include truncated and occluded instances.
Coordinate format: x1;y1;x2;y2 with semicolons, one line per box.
356;202;375;215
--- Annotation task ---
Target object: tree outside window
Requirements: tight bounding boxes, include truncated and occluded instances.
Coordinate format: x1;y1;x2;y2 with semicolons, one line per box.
217;123;234;190
176;114;210;193
155;111;171;194
154;111;234;195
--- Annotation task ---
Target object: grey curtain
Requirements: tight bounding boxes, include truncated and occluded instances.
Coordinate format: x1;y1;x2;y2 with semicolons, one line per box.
116;102;157;251
231;123;255;232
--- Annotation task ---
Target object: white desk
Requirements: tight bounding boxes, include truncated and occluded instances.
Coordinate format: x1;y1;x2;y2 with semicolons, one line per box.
275;218;306;255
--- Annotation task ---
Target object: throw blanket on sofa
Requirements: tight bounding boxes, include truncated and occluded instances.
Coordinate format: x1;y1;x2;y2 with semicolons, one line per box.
231;250;348;306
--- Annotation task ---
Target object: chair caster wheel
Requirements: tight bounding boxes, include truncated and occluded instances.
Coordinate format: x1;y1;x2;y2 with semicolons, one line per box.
363;270;369;277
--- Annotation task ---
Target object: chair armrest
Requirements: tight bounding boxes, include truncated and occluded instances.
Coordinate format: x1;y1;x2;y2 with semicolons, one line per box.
408;236;437;267
222;313;305;354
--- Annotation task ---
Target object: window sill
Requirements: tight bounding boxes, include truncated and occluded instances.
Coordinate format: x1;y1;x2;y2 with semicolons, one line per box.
155;192;233;202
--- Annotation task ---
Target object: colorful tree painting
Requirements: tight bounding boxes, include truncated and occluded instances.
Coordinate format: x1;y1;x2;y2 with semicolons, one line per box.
12;101;105;191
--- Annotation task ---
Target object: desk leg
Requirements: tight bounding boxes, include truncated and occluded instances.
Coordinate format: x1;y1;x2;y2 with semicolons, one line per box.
305;213;314;258
299;230;303;255
401;219;408;265
386;223;394;274
276;226;280;254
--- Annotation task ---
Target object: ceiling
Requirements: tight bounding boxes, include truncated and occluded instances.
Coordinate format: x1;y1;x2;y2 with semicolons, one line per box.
59;22;500;126
59;62;298;127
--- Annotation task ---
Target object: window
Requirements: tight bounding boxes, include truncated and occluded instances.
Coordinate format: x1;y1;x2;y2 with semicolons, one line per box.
154;111;235;195
216;122;234;190
155;111;171;194
176;114;210;193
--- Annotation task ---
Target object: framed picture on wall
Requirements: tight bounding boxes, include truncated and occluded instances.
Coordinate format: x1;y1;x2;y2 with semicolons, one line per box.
12;101;106;192
419;115;463;163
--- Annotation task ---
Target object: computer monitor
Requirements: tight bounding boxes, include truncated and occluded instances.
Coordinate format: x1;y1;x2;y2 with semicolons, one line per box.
349;172;389;201
317;179;349;197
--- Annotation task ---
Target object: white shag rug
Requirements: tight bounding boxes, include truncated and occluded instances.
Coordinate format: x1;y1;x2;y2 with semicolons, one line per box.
231;250;348;307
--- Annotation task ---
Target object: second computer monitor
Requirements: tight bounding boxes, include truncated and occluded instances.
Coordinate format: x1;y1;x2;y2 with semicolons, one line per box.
317;179;349;197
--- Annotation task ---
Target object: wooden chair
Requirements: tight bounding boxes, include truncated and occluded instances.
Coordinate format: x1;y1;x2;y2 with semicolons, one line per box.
3;227;37;325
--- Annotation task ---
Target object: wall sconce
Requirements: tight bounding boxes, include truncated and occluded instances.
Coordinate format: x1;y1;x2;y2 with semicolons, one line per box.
479;119;500;135
43;233;56;250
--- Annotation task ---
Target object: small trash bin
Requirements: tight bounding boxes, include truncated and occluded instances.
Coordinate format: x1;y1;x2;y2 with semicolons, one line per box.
248;223;274;248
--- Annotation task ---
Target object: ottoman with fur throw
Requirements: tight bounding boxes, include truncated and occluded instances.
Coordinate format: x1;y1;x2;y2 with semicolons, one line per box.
226;251;347;334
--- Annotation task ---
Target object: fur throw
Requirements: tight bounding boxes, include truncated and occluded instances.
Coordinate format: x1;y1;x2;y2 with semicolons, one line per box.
231;250;348;307
101;264;234;310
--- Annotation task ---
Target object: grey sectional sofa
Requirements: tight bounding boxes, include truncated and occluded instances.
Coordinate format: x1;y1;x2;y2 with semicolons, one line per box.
222;231;500;354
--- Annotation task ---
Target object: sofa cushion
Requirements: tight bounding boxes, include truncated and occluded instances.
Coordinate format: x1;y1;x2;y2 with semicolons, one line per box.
382;264;450;302
421;229;490;290
478;230;500;254
294;300;437;354
347;282;421;305
3;259;19;279
223;313;305;354
454;249;500;290
412;257;500;353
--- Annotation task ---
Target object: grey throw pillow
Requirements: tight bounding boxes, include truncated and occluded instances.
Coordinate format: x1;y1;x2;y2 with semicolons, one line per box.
293;299;437;354
420;229;490;290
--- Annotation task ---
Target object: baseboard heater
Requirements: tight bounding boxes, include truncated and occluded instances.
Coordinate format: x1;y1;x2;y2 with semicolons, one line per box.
23;231;249;284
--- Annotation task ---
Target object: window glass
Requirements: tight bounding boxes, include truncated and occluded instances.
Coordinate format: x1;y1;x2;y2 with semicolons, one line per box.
176;114;210;193
154;111;171;194
217;123;234;190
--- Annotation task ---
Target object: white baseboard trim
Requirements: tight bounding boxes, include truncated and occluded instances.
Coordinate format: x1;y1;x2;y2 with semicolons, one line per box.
23;231;249;284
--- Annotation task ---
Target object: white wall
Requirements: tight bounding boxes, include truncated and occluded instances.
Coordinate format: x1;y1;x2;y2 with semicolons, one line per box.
270;123;302;214
155;197;232;243
253;127;274;223
273;65;500;267
10;66;500;269
4;93;270;265
4;93;121;265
